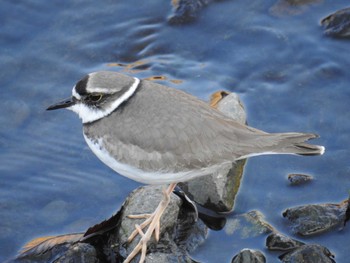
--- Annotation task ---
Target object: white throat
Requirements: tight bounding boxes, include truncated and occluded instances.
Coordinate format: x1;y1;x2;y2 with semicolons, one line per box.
69;77;140;123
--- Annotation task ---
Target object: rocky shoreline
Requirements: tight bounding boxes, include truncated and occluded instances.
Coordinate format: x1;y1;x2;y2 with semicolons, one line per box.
10;92;348;263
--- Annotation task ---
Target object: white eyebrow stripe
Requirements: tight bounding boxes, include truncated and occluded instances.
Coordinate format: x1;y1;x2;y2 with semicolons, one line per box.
85;87;115;94
72;86;81;100
106;77;140;115
68;77;141;124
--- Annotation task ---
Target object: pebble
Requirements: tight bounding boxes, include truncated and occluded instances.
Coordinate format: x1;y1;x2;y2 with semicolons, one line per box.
287;173;313;185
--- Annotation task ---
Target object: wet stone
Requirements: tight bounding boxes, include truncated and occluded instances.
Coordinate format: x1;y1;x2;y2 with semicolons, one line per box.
279;244;335;263
266;232;305;251
231;249;266;263
321;7;350;38
283;199;349;235
179;91;246;212
287;173;313;186
40;200;71;225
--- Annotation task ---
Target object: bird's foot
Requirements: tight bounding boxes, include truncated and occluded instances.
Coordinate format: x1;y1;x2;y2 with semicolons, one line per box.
123;183;177;263
126;211;160;243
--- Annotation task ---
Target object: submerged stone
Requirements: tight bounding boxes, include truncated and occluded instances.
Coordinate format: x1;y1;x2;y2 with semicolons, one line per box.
287;173;313;186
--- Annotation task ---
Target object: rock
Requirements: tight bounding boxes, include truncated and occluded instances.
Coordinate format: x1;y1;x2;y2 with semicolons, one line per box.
12;240;96;263
179;161;246;212
212;91;247;124
145;252;194;263
321;7;350;38
179;91;247;212
232;249;266;263
115;185;182;259
14;185;208;263
225;210;274;238
52;243;98;263
287;173;313;186
40;199;71;225
283;199;349;235
279;244;335;263
173;190;208;252
109;185;207;262
266;232;305;251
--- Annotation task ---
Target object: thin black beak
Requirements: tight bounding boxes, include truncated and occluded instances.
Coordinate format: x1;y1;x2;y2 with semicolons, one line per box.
46;97;75;111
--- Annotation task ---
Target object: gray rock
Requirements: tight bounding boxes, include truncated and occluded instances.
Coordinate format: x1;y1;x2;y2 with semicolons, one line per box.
232;249;266;263
216;92;247;124
116;185;182;258
266;232;305;251
287;173;313;186
113;184;208;262
321;7;350;38
179;160;246;212
283;199;348;235
13;184;209;263
180;91;247;212
145;252;195;263
279;244;335;263
54;243;98;263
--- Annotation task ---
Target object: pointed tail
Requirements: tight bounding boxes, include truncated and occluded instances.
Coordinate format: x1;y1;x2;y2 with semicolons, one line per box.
237;132;325;160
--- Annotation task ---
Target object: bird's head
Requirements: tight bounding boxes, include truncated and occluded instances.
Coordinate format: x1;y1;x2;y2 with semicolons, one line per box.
47;71;140;123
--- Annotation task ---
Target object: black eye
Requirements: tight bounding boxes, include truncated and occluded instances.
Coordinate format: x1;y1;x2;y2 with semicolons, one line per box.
87;94;103;103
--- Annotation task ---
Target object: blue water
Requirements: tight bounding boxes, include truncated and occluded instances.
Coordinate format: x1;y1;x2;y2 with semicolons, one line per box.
1;0;350;262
